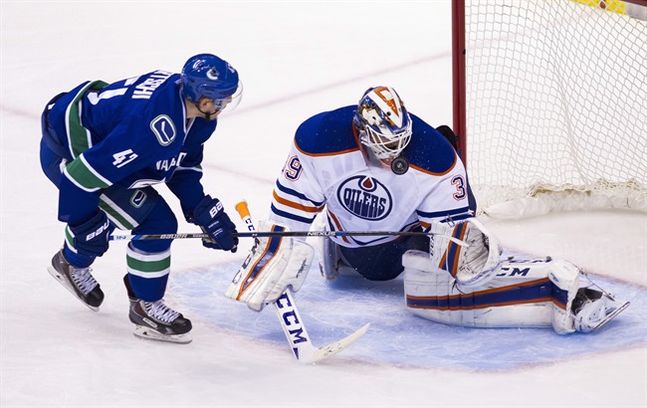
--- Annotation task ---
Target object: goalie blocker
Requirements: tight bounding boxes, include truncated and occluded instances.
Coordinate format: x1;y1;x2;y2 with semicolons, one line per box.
403;219;629;334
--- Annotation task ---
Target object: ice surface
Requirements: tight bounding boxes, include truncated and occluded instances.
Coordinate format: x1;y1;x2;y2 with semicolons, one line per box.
1;2;645;407
175;259;646;371
172;262;647;371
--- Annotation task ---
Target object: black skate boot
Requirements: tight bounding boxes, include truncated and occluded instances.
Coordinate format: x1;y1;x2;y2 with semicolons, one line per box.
123;275;192;344
47;249;104;311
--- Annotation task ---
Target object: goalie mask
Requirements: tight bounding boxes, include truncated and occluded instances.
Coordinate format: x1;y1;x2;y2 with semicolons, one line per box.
353;86;413;161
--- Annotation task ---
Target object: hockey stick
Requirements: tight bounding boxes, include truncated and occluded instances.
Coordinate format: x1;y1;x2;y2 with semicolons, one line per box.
234;200;370;364
110;230;464;242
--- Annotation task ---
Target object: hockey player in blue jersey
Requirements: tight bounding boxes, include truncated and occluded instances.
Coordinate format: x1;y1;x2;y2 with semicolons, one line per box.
226;86;628;335
40;53;242;343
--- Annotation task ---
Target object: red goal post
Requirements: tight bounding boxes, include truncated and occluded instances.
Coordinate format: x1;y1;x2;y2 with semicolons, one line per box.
452;0;647;218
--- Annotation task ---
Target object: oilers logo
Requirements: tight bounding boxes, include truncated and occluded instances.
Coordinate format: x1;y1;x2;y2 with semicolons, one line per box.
337;175;392;220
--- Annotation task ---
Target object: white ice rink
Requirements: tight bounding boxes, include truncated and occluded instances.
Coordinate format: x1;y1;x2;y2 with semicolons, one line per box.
1;2;646;407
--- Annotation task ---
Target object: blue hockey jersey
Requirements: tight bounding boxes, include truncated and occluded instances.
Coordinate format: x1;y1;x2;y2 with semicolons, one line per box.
42;70;217;224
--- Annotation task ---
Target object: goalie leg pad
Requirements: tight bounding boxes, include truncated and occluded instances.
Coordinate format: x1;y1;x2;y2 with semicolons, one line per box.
404;251;593;332
226;221;314;312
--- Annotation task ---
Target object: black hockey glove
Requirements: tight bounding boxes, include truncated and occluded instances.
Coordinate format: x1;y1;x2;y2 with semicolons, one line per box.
191;195;238;253
66;210;111;258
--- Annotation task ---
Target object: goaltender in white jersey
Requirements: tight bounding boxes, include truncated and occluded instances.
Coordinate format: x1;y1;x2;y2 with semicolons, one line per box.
226;86;629;335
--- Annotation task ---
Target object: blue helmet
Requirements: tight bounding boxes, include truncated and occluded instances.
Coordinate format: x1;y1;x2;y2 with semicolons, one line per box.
180;53;241;103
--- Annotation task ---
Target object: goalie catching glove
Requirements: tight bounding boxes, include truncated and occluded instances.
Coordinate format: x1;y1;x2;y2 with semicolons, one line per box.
225;220;314;312
428;218;502;288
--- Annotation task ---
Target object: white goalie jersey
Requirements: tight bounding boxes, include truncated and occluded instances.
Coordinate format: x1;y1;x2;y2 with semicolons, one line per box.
268;106;475;248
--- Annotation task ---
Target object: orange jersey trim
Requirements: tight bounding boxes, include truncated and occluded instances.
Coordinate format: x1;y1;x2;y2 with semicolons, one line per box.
273;190;323;213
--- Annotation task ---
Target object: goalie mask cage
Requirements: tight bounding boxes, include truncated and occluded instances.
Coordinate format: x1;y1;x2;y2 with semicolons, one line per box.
452;0;647;218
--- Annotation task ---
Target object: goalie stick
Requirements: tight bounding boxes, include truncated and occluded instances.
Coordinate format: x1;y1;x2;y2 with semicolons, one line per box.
234;200;370;364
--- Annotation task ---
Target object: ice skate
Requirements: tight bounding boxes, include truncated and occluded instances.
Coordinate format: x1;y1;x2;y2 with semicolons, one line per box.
128;298;193;344
124;274;192;343
46;249;104;311
572;288;630;333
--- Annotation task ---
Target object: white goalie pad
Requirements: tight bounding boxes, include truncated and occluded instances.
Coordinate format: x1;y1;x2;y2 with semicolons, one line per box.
428;218;502;289
403;250;591;333
225;220;314;312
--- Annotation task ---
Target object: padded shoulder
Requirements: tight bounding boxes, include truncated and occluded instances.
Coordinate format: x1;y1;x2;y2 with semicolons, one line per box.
403;114;458;175
294;106;360;156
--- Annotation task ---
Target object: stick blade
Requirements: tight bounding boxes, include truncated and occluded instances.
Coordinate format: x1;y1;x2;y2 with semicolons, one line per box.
300;323;370;364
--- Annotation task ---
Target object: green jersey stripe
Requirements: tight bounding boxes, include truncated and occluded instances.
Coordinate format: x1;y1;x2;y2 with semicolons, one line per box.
65;155;111;191
65;80;108;158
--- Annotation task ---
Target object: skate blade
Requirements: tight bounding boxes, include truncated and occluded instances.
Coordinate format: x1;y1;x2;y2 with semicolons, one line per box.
47;266;99;312
133;325;192;344
593;300;630;332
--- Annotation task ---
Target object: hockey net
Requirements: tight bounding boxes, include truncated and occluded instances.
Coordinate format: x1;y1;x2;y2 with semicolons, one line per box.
453;0;647;219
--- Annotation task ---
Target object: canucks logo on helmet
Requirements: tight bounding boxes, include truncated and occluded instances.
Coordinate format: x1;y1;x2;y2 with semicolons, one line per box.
180;53;242;108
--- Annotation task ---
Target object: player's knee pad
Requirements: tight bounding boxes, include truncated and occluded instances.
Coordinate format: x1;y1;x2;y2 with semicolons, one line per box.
313;215;354;281
404;249;475;326
319;237;342;280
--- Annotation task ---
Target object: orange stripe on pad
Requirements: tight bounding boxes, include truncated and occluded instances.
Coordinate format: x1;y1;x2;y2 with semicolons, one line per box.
236;228;284;300
406;278;567;311
449;223;468;277
407;296;562;311
415;278;552;300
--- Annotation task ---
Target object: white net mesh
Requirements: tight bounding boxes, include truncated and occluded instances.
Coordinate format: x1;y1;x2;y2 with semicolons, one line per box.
464;0;647;217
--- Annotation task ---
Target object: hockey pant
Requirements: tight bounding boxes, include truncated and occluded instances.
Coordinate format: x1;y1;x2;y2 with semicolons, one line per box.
403;250;586;334
322;234;429;281
40;140;177;301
